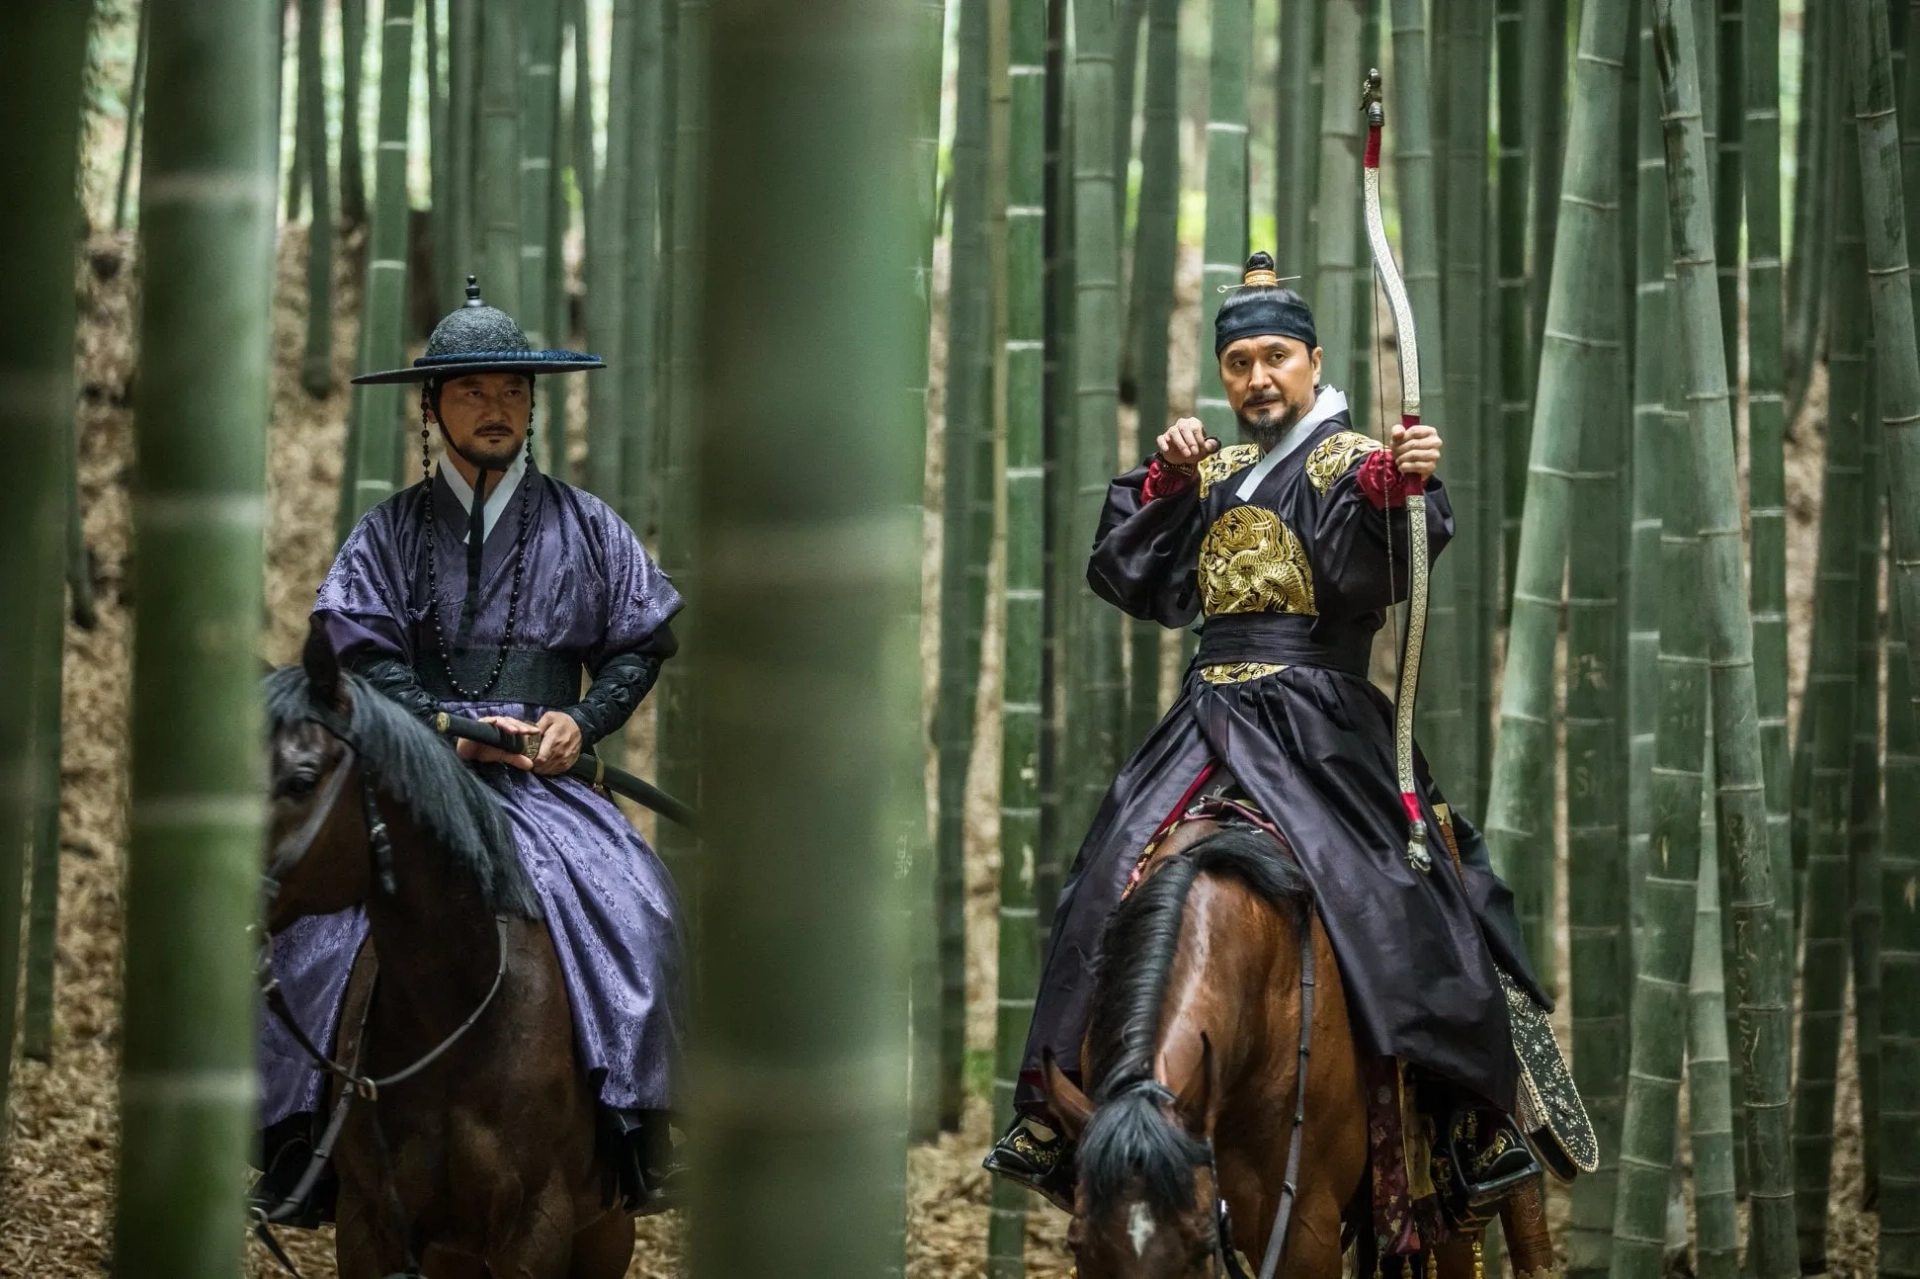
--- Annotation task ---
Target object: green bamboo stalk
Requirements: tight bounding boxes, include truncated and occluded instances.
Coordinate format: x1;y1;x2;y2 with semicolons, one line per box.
115;0;151;233
570;0;593;268
1486;0;1634;984
1526;0;1570;350
342;0;417;537
1882;592;1920;1277
287;2;309;224
1348;1;1379;441
620;0;666;528
1627;8;1669;951
1903;0;1920;322
1689;766;1739;1279
1310;0;1361;399
1034;0;1070;938
1743;0;1790;946
1564;307;1629;1279
1606;347;1708;1279
447;0;479;309
1;1;91;1109
1122;0;1177;746
1112;0;1143;228
518;0;560;389
686;2;920;1270
545;13;571;477
1275;0;1316;283
937;0;992;1137
342;0;367;225
1389;0;1463;794
1785;2;1834;416
1496;0;1530;618
299;0;332;399
1845;0;1920;873
112;0;271;1267
1649;3;1797;1270
427;0;449;310
1195;0;1251;442
1713;0;1740;386
1847;430;1885;1208
656;0;707;938
1065;0;1125;839
1790;132;1866;1266
587;0;634;504
477;0;521;315
1442;0;1492;814
990;8;1047;1266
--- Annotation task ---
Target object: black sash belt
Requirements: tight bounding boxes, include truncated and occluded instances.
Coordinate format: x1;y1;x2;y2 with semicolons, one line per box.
1193;613;1374;679
417;648;582;708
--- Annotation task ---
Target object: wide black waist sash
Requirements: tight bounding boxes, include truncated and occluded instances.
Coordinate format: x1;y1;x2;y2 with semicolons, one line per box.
1193;612;1373;679
417;647;582;708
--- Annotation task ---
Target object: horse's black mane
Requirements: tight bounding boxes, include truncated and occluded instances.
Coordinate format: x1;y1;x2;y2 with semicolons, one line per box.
1078;826;1311;1217
265;666;542;919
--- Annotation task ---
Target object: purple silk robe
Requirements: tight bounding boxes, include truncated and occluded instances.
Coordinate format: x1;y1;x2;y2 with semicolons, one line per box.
260;465;686;1129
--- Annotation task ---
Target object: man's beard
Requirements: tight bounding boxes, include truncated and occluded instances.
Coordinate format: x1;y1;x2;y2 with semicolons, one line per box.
443;426;524;472
1238;395;1304;452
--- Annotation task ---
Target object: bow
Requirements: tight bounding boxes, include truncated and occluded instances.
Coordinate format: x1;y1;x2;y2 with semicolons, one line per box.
1359;67;1432;874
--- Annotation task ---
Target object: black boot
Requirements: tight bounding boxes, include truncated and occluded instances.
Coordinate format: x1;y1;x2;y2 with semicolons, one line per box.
1442;1105;1540;1220
602;1107;686;1216
248;1117;335;1229
982;1115;1076;1213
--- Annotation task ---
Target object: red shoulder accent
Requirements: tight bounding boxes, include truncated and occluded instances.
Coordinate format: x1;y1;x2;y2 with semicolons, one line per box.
1142;457;1199;502
1355;448;1408;509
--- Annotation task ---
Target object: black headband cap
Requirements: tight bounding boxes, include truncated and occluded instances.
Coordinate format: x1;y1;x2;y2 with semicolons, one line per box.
1213;251;1318;356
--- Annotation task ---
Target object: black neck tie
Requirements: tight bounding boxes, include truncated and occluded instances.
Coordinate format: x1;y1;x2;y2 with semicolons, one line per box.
458;469;491;640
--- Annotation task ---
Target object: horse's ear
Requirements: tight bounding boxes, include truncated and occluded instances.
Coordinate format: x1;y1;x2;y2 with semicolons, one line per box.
302;618;344;710
1173;1033;1215;1135
1041;1050;1094;1143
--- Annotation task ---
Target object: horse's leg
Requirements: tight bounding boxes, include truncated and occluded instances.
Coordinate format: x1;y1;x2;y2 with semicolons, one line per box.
567;1211;636;1279
485;1180;577;1279
421;1245;493;1278
1274;1188;1350;1279
333;1182;408;1279
1498;1177;1558;1278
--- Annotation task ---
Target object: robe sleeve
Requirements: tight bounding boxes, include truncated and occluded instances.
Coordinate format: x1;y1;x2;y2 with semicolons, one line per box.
585;499;684;670
1301;431;1454;621
313;503;420;666
1085;459;1208;628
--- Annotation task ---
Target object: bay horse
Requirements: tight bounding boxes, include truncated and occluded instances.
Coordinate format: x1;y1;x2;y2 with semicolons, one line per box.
259;633;635;1278
1040;816;1552;1279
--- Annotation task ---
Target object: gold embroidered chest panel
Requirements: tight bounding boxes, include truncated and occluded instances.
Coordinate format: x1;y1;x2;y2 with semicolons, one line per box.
1197;503;1316;617
1196;443;1262;498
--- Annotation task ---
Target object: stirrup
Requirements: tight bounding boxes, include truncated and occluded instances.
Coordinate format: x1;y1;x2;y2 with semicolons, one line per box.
982;1118;1075;1213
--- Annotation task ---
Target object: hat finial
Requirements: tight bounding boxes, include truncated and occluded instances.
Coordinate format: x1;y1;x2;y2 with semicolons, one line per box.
1243;251;1280;289
464;275;482;307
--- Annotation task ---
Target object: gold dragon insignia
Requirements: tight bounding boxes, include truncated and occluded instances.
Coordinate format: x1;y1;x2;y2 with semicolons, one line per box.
1304;430;1386;493
1196;443;1262;498
1197;505;1316;617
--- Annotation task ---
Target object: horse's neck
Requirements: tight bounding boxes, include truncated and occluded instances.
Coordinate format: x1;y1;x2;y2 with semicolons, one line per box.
360;795;505;1036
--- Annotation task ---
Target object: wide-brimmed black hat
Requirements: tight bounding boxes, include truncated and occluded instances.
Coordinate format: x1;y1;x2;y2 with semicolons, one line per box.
350;275;605;384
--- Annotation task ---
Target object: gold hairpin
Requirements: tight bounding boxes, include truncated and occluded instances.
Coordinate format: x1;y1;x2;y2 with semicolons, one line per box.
1218;274;1302;293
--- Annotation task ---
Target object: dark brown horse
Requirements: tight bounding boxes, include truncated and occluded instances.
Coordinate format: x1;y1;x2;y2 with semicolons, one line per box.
260;635;634;1278
1041;817;1558;1279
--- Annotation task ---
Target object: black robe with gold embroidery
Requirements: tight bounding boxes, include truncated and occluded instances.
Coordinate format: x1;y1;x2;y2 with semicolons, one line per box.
1017;408;1547;1116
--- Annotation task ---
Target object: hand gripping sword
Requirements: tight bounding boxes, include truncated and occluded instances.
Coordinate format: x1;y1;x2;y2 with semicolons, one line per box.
1360;68;1433;874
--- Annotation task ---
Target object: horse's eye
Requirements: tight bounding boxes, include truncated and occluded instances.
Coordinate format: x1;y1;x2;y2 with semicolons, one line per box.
276;770;318;800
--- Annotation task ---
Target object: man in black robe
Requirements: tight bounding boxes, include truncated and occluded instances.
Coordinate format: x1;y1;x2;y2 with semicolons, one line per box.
986;254;1589;1215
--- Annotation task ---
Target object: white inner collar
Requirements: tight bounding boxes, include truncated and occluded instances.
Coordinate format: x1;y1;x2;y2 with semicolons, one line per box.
438;447;528;544
1232;385;1350;501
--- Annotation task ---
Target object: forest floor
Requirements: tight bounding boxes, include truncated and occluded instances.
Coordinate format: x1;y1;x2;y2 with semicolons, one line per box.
0;215;1867;1279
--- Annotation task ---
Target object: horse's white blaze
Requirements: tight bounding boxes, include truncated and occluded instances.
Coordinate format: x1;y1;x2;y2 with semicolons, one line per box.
1127;1201;1156;1257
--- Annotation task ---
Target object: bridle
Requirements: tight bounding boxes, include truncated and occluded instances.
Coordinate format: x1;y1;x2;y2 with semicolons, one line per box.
252;700;510;1279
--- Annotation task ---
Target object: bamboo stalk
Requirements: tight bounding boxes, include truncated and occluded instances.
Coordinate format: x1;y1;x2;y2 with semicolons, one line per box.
1785;2;1834;416
518;0;560;367
1442;0;1492;814
990;7;1047;1266
620;0;666;527
1607;333;1708;1279
1195;0;1251;442
1275;0;1316;284
342;0;367;225
1122;0;1178;746
1348;0;1379;441
299;0;332;399
1649;3;1797;1271
1689;763;1739;1279
685;1;922;1268
111;0;272;1266
1113;0;1143;229
1496;0;1530;617
1847;424;1885;1207
1526;0;1570;350
587;0;634;504
1486;0;1634;985
1311;0;1361;399
1714;0;1741;387
447;0;479;309
114;0;151;233
342;0;417;537
1882;592;1920;1277
1743;0;1790;946
477;0;521;314
427;0;449;310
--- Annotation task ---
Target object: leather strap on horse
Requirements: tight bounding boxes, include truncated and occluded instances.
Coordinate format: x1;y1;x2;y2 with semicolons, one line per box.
1254;921;1316;1279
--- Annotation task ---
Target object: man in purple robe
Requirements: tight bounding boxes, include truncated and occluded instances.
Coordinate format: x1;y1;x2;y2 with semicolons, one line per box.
985;255;1593;1219
253;278;686;1219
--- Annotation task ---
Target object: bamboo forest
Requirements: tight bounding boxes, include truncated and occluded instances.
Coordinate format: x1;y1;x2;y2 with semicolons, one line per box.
4;0;1920;1276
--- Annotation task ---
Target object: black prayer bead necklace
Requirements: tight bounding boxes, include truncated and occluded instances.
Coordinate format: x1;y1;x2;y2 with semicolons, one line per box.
418;418;536;700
